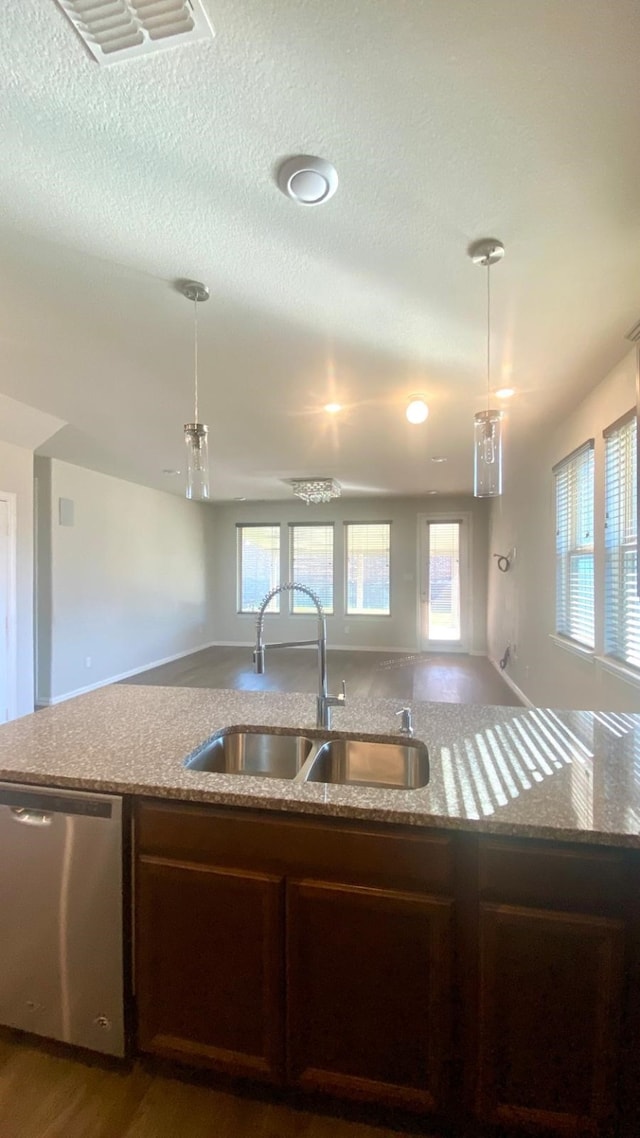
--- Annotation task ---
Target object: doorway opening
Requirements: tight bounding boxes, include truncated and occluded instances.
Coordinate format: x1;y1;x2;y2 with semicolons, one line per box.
0;492;17;722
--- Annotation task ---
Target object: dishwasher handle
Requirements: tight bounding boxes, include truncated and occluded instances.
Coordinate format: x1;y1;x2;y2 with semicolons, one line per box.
10;807;53;827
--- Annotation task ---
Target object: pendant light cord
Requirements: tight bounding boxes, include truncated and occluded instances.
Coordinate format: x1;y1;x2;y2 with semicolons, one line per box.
486;259;491;413
193;297;199;424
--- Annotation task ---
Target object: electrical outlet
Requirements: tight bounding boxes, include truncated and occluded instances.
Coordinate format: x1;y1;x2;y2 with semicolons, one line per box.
85;656;92;669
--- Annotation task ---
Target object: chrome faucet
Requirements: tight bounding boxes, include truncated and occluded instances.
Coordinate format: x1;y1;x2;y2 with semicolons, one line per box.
253;582;346;729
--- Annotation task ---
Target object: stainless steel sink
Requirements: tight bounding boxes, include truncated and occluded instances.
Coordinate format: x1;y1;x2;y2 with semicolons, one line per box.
185;728;429;789
302;737;429;790
185;731;316;779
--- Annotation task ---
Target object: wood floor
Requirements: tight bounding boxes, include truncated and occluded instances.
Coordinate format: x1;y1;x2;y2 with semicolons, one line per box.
0;1034;434;1138
123;645;521;706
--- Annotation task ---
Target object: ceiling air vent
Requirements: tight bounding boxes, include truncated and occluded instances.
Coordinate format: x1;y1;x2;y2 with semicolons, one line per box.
54;0;215;64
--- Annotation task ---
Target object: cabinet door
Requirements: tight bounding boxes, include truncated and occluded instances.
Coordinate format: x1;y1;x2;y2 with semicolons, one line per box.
286;878;453;1112
477;902;624;1136
136;856;284;1082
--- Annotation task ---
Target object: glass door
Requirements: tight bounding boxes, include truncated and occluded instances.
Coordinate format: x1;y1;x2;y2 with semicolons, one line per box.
420;519;464;650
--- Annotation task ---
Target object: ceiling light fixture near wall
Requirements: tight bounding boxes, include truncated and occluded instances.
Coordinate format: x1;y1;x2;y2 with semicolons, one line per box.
468;238;505;498
277;157;339;206
495;387;515;399
324;402;342;414
406;396;429;424
54;0;214;64
290;478;341;505
178;279;210;502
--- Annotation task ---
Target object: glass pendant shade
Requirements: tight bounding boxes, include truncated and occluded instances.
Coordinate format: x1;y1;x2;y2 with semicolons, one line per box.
474;409;502;497
184;422;210;501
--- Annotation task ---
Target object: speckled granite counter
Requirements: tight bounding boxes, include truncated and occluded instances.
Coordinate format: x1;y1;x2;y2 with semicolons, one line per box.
0;684;639;847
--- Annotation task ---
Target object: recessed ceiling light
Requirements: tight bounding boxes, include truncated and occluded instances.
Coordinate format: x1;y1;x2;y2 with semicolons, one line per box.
277;156;339;206
406;397;429;425
324;402;342;414
495;387;515;399
431;456;447;464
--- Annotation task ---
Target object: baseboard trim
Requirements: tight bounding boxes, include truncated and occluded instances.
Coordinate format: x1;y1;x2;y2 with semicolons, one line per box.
38;640;218;706
489;657;533;708
211;641;416;654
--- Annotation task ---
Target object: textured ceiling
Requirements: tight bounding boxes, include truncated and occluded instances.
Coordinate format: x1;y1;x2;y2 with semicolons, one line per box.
1;0;639;498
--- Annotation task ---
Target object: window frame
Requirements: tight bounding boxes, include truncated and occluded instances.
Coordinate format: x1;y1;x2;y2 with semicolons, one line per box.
603;409;639;672
344;521;392;617
236;523;281;615
553;439;595;649
288;522;335;615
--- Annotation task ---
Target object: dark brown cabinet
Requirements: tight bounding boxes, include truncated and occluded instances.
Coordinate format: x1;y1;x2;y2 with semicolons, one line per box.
476;902;624;1136
133;801;637;1136
135;856;285;1081
286;878;452;1110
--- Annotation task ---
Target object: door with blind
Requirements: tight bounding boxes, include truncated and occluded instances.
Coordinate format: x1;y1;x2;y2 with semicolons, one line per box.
419;517;467;652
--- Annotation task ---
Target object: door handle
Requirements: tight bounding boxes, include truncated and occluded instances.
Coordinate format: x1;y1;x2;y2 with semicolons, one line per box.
10;807;53;827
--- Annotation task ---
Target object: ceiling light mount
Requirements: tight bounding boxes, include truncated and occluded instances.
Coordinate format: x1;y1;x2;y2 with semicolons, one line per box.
406;396;429;425
468;238;505;267
290;478;341;505
178;279;210;502
277;156;339;206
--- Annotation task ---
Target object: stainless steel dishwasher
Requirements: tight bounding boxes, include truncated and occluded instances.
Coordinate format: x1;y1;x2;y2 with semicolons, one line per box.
0;782;125;1057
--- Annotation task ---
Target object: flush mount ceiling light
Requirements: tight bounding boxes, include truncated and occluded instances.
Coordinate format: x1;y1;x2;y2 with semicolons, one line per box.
54;0;214;64
323;402;342;414
178;279;210;502
468;238;505;498
277;156;339;206
406;396;429;425
290;478;341;505
495;387;515;399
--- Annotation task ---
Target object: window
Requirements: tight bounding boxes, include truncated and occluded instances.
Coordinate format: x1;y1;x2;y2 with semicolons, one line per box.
345;523;391;615
604;412;639;669
290;524;333;613
553;441;595;647
237;525;280;613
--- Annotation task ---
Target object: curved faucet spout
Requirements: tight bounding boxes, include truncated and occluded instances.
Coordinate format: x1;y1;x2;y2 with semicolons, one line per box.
253;582;344;728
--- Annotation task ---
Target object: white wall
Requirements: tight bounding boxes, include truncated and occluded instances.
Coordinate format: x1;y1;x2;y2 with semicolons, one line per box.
0;442;35;717
487;348;639;712
36;458;215;703
210;495;490;654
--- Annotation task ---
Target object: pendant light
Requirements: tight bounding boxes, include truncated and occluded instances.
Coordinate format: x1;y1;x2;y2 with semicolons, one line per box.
179;279;210;501
468;239;505;498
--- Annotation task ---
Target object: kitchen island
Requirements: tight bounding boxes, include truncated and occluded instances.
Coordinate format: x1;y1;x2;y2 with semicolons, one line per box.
1;684;639;1137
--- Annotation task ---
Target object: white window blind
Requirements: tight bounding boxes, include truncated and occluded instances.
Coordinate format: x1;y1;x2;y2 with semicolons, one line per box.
237;525;280;613
427;522;461;641
553;441;595;647
290;525;334;613
604;412;639;669
345;523;391;615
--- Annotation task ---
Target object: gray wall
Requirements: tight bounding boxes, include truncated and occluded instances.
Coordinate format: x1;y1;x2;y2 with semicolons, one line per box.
36;458;215;703
487;348;639;712
209;495;490;654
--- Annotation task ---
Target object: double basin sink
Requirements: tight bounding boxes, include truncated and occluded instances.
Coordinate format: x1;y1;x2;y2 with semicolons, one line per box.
185;727;429;791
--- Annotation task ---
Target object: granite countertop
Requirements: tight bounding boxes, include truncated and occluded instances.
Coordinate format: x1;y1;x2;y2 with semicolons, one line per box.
0;684;639;847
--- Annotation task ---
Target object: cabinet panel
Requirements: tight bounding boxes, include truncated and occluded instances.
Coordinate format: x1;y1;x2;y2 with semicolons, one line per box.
479;839;625;914
136;800;454;893
286;878;453;1111
136;856;284;1082
477;902;624;1136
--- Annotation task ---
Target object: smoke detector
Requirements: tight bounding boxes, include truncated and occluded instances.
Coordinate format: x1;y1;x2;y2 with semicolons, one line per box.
54;0;215;65
277;156;339;206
